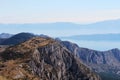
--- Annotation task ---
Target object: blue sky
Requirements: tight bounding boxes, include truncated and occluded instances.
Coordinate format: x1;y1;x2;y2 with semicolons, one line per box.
0;0;120;24
1;0;120;50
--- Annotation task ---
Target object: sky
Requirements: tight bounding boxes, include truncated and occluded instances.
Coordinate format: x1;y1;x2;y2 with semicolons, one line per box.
0;0;120;50
0;0;120;24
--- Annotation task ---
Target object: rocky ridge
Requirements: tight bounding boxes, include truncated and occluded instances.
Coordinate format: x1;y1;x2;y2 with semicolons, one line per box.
0;37;101;80
61;41;120;74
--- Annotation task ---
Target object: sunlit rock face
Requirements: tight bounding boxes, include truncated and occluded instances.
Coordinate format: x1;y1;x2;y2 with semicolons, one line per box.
62;41;120;74
0;37;100;80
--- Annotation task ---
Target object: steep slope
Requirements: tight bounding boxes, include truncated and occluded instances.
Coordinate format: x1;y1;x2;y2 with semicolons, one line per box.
62;41;120;79
1;33;35;45
0;37;100;80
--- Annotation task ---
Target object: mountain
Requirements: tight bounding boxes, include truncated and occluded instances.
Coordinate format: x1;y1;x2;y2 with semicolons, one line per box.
61;41;120;80
1;32;120;79
0;33;13;44
0;37;100;80
0;38;6;44
1;19;120;36
61;34;120;41
0;33;52;45
62;41;120;69
1;33;35;45
0;33;13;38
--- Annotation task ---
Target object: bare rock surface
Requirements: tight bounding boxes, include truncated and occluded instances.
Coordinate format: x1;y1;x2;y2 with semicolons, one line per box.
62;41;120;74
0;37;101;80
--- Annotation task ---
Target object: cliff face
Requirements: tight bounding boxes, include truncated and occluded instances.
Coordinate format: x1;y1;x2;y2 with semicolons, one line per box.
62;41;120;73
0;37;100;80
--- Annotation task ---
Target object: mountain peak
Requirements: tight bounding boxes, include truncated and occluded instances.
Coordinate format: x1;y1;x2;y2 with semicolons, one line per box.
9;37;55;52
0;37;101;80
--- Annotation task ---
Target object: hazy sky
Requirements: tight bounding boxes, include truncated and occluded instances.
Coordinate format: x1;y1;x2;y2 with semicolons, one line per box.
0;0;120;24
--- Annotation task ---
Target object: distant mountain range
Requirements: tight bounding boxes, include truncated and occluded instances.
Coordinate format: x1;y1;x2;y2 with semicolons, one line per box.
61;34;120;41
0;19;120;36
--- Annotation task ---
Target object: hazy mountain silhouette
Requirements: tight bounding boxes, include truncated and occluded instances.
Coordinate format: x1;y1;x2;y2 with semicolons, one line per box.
1;19;120;36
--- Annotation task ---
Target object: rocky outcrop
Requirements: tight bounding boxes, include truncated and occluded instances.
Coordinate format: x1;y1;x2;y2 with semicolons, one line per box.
62;41;120;74
0;37;101;80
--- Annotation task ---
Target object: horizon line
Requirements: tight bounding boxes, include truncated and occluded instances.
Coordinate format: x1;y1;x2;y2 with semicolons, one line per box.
0;18;120;25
